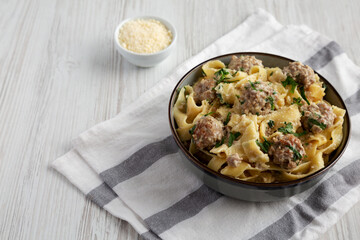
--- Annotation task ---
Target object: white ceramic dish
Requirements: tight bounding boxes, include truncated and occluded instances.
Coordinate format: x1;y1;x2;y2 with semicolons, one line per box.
114;16;177;67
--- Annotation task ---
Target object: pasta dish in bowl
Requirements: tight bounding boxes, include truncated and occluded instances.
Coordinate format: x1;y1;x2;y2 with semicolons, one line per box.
168;53;350;201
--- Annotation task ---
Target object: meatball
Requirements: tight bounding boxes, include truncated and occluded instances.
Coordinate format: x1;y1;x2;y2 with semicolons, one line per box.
192;116;224;149
283;62;316;89
228;55;264;73
268;134;305;169
238;81;277;115
301;102;336;133
193;78;216;104
227;154;243;167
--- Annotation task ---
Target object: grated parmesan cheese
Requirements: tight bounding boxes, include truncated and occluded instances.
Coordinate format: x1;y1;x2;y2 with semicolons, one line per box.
118;18;173;54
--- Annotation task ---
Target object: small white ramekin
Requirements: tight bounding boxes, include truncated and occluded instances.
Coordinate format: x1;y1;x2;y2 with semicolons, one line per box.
114;16;177;67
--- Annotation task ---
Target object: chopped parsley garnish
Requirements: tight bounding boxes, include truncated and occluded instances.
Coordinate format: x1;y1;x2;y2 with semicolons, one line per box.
224;103;232;108
292;97;303;106
240;67;244;71
308;118;327;130
215;137;225;148
215;68;230;84
256;137;271;153
270;71;274;76
217;93;224;103
228;132;241;147
268;120;275;128
240;100;246;105
247;80;263;92
278;122;294;134
236;95;241;99
282;76;298;93
204;112;214;116
299;86;310;105
293;131;308;137
224;112;231;125
322;82;327;90
266;96;275;110
223;80;240;84
313;112;322;118
256;112;260;116
286;145;303;161
201;69;207;77
232;71;238;77
215;68;229;77
189;125;196;135
278;122;307;137
249;80;257;90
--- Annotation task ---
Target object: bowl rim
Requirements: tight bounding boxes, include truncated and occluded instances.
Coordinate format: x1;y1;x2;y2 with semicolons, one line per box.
114;15;177;56
168;52;351;189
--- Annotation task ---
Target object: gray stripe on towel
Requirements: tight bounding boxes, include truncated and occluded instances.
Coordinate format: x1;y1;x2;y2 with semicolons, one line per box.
100;136;178;188
304;41;343;70
86;183;118;208
144;185;222;235
345;88;360;116
140;230;162;240
250;158;360;240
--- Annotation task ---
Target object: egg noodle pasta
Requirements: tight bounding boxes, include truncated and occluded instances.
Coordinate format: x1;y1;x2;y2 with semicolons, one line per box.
173;56;345;183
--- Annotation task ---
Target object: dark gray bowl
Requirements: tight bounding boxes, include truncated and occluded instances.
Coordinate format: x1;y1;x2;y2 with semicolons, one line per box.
168;52;351;202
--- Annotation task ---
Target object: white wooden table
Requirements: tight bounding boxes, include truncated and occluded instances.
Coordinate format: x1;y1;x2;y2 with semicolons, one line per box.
1;0;359;239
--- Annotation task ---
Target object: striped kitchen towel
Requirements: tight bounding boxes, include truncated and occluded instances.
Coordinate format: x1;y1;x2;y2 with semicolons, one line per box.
52;9;360;240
